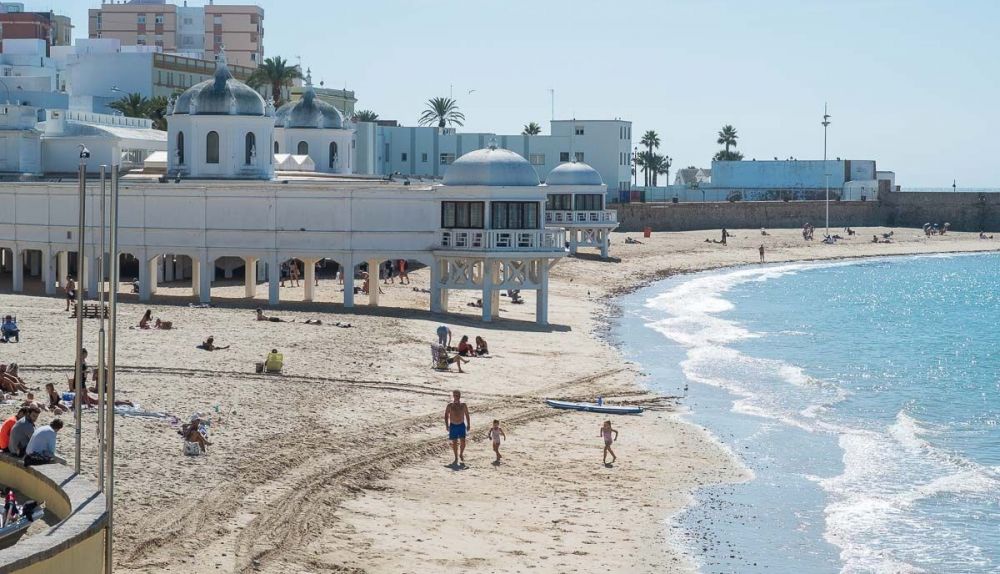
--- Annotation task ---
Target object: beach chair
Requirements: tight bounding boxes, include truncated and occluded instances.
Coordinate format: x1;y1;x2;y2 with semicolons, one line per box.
431;344;449;371
264;353;283;374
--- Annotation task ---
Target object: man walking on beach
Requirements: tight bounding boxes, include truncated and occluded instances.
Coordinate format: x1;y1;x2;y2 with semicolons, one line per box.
445;390;470;466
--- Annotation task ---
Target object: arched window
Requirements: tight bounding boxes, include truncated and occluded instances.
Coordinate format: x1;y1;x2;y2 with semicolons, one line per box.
176;131;185;165
245;132;256;165
206;131;219;164
329;141;338;168
273;141;279;154
297;141;309;156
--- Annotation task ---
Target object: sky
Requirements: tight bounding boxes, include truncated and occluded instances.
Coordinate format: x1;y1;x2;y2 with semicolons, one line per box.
35;0;1000;186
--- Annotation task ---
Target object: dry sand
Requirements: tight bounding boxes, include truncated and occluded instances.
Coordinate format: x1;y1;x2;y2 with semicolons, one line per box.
0;227;996;573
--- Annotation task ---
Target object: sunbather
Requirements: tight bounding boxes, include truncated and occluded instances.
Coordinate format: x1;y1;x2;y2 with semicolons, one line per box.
66;379;133;408
45;383;67;415
255;308;289;322
0;364;28;394
180;416;211;453
197;336;230;351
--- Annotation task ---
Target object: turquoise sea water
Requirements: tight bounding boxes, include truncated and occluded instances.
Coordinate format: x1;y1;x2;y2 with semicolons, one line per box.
614;252;1000;573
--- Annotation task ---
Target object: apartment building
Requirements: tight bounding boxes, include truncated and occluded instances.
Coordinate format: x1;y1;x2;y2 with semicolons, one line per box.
88;1;264;67
0;3;73;55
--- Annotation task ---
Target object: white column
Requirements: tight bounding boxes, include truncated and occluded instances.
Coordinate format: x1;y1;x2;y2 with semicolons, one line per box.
303;258;316;302
57;251;68;288
491;289;500;319
28;251;41;276
536;259;549;325
148;255;159;295
244;257;257;298
600;229;610;259
157;256;164;283
481;259;494;322
84;255;98;297
198;256;212;304
267;254;280;306
11;248;23;292
43;250;55;295
569;229;579;255
191;257;201;297
342;255;355;308
430;257;443;313
139;255;152;302
367;258;380;307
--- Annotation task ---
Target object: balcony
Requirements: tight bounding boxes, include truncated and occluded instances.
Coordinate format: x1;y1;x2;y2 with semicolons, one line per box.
544;210;618;225
439;229;567;252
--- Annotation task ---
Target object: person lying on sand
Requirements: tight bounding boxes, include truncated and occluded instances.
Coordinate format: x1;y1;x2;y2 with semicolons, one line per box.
197;336;230;351
624;237;643;244
45;383;67;415
256;308;290;323
66;379;134;408
180;416;212;453
303;319;323;325
980;231;994;239
0;364;28;394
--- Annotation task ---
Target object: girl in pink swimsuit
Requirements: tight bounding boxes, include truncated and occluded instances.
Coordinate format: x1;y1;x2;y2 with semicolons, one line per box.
599;421;618;465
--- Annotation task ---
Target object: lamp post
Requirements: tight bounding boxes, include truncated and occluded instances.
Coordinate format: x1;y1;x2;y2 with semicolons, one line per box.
97;165;107;491
632;146;638;189
822;104;831;238
73;145;90;473
105;164;121;574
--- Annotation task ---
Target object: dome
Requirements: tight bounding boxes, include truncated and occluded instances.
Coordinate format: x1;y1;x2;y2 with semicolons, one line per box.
171;52;266;116
545;161;604;186
275;71;344;129
442;146;540;187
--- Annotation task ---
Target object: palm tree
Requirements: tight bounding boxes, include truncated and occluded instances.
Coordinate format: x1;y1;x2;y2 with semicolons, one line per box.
247;56;302;107
108;93;169;130
717;125;739;153
651;154;672;186
639;130;660;186
714;149;745;161
108;93;149;118
637;152;672;186
419;97;465;129
352;109;379;122
522;122;542;135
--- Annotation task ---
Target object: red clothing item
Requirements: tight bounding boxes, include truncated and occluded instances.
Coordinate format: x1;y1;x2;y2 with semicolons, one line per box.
458;342;474;356
0;416;16;450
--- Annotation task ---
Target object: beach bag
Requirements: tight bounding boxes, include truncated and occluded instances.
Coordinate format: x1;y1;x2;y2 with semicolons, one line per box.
183;441;201;456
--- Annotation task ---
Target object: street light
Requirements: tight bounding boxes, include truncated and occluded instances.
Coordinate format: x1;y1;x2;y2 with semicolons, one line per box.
73;145;90;473
822;104;831;238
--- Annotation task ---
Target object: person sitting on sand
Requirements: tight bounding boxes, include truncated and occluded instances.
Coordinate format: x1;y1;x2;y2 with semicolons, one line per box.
0;364;28;394
761;227;769;236
475;336;489;356
139;309;153;329
457;335;475;357
256;308;289;323
45;383;67;415
1;315;19;343
980;231;993;239
197;336;230;351
66;378;134;408
180;416;212;453
872;234;880;243
21;392;45;412
599;420;619;465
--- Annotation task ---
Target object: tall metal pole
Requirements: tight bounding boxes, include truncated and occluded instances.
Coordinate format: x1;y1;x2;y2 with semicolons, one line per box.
105;164;120;574
73;150;87;474
97;166;107;491
823;104;831;237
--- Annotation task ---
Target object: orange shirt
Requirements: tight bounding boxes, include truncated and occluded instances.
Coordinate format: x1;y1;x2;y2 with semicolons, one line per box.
0;416;16;450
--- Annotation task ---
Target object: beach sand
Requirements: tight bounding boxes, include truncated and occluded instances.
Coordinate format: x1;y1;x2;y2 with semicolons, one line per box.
0;227;995;573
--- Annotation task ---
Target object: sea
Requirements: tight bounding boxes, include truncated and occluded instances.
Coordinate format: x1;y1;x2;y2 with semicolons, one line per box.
613;252;1000;573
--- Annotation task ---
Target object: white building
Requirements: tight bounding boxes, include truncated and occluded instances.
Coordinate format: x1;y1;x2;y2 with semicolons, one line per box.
273;71;352;174
354;119;633;197
0;54;620;325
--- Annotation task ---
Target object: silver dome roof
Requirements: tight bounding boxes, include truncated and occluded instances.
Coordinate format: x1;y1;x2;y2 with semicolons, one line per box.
171;52;267;117
442;146;540;187
545;161;604;186
275;71;344;129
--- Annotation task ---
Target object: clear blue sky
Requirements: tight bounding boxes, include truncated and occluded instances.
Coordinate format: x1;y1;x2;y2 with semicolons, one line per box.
38;0;1000;186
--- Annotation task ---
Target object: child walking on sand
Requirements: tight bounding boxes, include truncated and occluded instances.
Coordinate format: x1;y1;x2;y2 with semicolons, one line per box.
488;419;506;462
599;420;619;465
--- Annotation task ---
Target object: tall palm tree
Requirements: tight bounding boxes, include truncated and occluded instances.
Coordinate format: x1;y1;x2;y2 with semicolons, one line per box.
639;130;660;186
247;56;302;107
419;97;465;129
522;122;542;135
352;109;379;122
717;125;739;153
637;151;672;187
651;154;672;186
109;93;149;118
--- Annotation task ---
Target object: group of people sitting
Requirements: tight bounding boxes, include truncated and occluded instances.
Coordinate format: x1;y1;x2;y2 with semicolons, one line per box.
138;309;172;330
923;222;951;236
872;231;894;244
432;326;490;373
0;406;64;466
1;315;18;343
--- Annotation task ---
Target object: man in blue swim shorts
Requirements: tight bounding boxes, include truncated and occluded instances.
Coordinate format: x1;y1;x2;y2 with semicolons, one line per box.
444;389;471;466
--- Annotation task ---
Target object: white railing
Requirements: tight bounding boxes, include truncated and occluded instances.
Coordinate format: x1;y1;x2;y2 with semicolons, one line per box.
544;210;618;224
439;229;566;252
64;109;154;130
